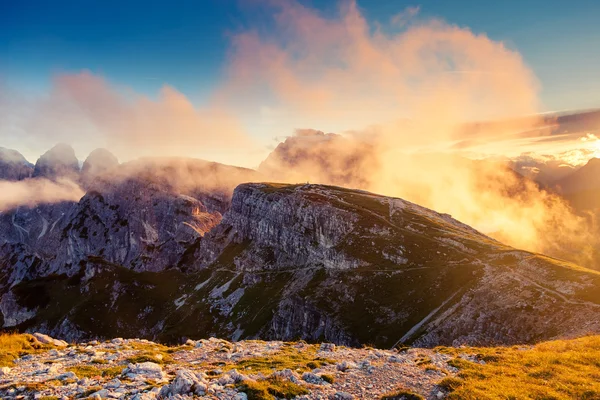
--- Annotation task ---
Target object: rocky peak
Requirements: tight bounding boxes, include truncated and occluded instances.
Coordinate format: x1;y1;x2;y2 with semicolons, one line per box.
81;148;119;179
0;147;33;181
32;143;80;179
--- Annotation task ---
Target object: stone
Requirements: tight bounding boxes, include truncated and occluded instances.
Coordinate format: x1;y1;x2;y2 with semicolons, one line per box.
218;374;235;385
388;355;405;363
158;369;207;397
123;362;167;382
0;366;11;376
337;361;357;371
320;343;336;352
91;389;110;398
131;393;158;400
227;369;249;383
33;332;68;347
57;371;78;380
271;368;300;383
331;392;355;400
106;378;122;389
302;372;325;385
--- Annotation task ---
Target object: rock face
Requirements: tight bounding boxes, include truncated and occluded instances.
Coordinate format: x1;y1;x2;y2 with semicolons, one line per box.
0;147;33;180
2;182;600;347
32;143;80;179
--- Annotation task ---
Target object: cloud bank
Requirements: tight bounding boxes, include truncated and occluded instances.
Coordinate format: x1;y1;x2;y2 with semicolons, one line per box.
0;178;84;212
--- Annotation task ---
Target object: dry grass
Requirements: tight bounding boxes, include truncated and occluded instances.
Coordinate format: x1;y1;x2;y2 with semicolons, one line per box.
66;364;123;379
221;343;332;375
436;335;600;399
0;333;54;366
237;376;309;400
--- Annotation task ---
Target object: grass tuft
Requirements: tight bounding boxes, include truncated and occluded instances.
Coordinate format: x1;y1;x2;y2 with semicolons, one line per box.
126;351;173;365
320;374;335;384
0;333;54;366
237;376;309;400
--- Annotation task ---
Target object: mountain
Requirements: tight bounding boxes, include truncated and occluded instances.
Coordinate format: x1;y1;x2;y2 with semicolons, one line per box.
2;182;599;348
0;147;33;181
81;148;119;183
554;158;600;211
32;143;80;179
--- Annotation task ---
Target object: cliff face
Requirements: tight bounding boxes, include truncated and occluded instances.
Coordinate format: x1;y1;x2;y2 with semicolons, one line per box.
2;182;600;348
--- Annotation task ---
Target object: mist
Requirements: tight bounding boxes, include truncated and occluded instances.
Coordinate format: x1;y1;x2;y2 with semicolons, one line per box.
0;178;84;212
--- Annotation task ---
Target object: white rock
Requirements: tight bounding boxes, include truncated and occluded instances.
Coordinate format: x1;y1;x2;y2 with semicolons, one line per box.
234;393;248;400
124;362;166;381
111;338;124;344
0;366;11;375
218;374;235;385
320;343;336;352
57;371;78;380
336;361;357;371
91;389;110;398
158;369;207;397
388;355;405;363
272;368;300;383
302;371;325;385
131;392;158;400
33;332;68;347
333;392;354;399
106;378;122;388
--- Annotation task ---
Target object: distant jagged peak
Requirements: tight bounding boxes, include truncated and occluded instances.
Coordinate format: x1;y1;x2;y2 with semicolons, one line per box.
0;147;33;181
585;157;600;167
33;143;80;179
81;148;119;177
0;147;31;166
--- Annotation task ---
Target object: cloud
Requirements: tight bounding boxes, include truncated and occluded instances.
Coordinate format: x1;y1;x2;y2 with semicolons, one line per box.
222;0;540;143
390;6;420;27
0;178;84;212
0;72;260;167
240;1;597;267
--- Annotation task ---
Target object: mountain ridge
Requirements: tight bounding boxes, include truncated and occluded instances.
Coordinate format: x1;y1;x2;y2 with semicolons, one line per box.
2;182;600;348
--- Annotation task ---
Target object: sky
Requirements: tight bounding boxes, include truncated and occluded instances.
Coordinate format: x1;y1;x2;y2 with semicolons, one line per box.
1;0;599;165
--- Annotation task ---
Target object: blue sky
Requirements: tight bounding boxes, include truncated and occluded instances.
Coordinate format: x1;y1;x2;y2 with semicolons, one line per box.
1;0;599;112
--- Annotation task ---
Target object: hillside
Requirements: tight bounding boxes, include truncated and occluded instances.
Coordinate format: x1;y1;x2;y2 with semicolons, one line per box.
0;332;599;400
2;183;600;347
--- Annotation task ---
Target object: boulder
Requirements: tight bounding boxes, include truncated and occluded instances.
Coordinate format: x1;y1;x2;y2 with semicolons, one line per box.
33;332;68;347
158;369;207;397
123;362;167;382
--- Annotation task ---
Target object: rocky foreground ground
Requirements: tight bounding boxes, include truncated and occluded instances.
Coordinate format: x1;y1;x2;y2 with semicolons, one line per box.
0;333;459;400
3;333;599;400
